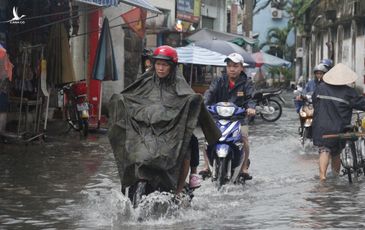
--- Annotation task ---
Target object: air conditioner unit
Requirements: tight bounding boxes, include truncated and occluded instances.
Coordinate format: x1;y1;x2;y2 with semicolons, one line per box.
271;8;282;19
296;47;304;58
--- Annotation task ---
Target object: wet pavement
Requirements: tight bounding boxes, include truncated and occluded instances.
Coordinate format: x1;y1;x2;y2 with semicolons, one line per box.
1;92;365;229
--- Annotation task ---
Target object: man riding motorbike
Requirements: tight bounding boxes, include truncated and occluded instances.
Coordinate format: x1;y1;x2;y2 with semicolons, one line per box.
108;45;220;198
200;53;256;180
294;63;328;134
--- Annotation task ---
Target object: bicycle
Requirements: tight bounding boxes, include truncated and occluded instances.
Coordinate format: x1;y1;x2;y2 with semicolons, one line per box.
323;111;365;183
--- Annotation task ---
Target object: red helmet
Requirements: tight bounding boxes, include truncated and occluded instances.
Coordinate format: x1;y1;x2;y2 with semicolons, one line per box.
152;45;178;64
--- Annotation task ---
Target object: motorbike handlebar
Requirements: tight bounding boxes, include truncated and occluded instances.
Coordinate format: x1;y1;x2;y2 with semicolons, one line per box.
211;114;246;120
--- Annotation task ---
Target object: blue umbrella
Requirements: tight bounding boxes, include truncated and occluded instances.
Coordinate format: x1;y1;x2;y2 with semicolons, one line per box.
92;18;118;81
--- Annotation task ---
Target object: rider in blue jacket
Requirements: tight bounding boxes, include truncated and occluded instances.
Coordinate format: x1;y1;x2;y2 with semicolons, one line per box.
200;53;256;180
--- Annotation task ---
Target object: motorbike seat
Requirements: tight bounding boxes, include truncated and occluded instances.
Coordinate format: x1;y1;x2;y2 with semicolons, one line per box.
252;92;263;100
255;88;281;94
253;89;281;99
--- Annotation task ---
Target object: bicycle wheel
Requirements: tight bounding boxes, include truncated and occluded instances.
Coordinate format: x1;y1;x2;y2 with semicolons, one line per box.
341;141;357;183
259;99;282;122
356;138;365;174
351;141;358;179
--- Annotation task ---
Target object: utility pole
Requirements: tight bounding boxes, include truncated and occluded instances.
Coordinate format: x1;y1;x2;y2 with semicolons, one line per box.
242;0;253;38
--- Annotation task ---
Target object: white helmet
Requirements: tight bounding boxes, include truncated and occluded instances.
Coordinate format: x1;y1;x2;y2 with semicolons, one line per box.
313;63;328;73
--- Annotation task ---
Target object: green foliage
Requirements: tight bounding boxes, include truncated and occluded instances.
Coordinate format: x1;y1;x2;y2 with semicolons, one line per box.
260;27;292;59
267;65;294;87
286;0;314;33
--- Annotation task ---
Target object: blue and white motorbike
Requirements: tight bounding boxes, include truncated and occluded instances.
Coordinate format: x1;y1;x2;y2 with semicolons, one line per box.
206;102;246;188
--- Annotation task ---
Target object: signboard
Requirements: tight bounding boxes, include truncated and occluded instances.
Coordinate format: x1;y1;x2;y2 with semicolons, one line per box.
176;0;201;23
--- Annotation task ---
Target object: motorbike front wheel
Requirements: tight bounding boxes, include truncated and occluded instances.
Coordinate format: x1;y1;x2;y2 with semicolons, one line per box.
82;119;89;137
301;129;306;147
259;99;282;122
65;103;81;132
216;157;227;189
131;181;147;208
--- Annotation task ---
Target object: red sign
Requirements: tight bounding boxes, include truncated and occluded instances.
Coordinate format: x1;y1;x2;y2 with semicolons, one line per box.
121;7;147;39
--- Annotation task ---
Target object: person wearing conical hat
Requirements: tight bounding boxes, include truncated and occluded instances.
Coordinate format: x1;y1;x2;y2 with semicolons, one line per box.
312;63;365;181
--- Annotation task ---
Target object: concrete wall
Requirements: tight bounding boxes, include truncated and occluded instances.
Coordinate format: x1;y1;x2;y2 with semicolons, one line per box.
70;3;88;82
252;4;289;47
148;0;176;27
355;36;364;91
201;0;226;32
101;5;126;103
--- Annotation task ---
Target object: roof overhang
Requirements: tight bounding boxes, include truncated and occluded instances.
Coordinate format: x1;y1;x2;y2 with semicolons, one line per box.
75;0;119;6
119;0;162;14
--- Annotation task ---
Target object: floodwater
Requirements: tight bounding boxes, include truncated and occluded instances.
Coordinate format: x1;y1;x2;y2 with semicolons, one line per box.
1;104;365;229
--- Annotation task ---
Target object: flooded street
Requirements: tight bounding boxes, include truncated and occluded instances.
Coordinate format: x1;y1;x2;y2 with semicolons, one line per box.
1;103;365;229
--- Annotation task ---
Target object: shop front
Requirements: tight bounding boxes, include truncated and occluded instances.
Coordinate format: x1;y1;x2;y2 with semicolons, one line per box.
0;0;115;140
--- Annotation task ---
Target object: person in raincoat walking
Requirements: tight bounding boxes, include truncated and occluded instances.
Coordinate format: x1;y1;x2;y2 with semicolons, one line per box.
312;63;365;181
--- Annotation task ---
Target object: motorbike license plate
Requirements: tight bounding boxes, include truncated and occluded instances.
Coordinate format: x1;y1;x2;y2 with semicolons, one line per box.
76;102;89;111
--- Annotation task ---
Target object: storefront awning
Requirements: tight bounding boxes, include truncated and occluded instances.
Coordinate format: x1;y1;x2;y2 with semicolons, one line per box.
75;0;161;13
76;0;119;6
119;0;161;14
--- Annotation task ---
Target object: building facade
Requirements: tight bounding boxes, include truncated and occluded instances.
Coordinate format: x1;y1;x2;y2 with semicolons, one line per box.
297;0;365;93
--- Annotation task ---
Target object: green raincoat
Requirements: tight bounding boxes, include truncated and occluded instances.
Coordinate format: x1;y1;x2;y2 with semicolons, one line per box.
108;70;220;191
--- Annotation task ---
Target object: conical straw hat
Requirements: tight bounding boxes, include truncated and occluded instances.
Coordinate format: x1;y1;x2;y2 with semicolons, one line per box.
323;63;358;85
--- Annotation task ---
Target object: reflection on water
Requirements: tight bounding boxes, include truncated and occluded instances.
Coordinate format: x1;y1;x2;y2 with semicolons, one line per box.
302;181;365;229
1;106;365;229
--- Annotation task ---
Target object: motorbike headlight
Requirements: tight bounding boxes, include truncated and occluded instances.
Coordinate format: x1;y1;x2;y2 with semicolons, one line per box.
216;105;235;117
361;118;365;130
216;144;229;158
299;110;307;117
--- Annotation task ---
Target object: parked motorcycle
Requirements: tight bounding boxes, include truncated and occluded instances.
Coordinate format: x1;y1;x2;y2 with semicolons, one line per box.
298;94;314;146
62;81;90;137
206;102;246;188
252;89;285;122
